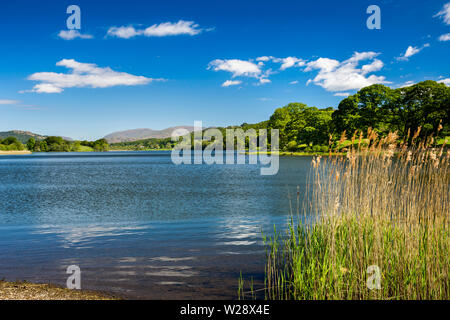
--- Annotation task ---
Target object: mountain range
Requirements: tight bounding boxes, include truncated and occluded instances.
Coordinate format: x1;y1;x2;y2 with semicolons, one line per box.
103;126;195;143
1;126;195;144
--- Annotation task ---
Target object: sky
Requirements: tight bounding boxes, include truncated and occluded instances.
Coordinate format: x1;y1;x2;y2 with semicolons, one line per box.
0;0;449;140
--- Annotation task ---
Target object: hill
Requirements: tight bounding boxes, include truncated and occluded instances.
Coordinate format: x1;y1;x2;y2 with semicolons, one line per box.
104;126;194;143
0;130;73;143
0;130;47;143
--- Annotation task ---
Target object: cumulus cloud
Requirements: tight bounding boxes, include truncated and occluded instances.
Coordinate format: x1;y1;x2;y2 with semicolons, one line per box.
396;44;429;61
209;56;307;86
275;57;306;70
106;26;140;39
334;92;350;97
304;51;388;92
210;52;388;90
434;3;450;25
0;99;20;105
438;78;450;86
208;59;262;78
58;30;93;40
107;20;205;38
24;59;162;93
438;33;450;41
256;56;272;62
222;80;242;87
256;56;305;70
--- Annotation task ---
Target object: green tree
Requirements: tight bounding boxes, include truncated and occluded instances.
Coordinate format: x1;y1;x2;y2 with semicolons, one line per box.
26;138;36;151
93;139;109;152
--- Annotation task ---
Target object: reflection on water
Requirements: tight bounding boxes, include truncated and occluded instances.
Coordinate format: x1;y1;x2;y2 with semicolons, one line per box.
0;152;312;299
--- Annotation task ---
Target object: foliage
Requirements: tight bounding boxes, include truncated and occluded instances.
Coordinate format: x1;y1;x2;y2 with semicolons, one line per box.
266;81;449;151
258;133;449;300
0;136;25;151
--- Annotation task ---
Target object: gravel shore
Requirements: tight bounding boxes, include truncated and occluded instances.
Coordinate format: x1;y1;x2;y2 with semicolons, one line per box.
0;280;118;300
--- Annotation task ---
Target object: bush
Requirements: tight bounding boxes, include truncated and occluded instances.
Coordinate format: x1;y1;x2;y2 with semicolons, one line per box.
287;141;298;152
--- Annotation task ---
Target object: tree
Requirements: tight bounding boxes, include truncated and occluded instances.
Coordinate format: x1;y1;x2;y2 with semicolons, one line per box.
71;141;82;152
395;81;450;139
331;81;449;143
268;103;333;149
93;139;109;152
26;138;36;151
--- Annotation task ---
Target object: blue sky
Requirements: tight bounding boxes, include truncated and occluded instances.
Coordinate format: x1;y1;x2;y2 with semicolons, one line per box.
0;0;449;140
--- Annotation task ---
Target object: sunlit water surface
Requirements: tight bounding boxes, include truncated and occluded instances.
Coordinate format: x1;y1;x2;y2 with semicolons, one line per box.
0;151;312;299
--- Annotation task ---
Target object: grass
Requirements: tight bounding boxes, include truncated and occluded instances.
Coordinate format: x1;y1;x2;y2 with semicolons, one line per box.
241;128;449;300
77;145;94;152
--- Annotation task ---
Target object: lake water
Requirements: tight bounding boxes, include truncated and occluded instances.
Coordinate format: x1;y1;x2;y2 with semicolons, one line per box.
0;151;312;299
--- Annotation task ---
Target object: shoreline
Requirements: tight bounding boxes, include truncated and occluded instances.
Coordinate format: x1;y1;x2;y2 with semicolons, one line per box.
0;280;119;300
0;150;32;155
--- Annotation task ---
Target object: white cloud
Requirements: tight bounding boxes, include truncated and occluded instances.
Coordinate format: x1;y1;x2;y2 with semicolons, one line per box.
400;80;416;88
289;80;299;85
222;80;242;87
106;26;140;39
361;59;384;74
256;56;272;62
334;92;350;97
208;59;262;78
438;33;450;41
0;99;20;105
107;20;204;38
273;57;305;70
304;58;340;72
258;78;271;85
396;44;429;61
208;58;279;86
144;21;202;37
58;30;93;40
434;3;450;25
304;51;388;92
256;56;305;70
24;59;162;93
438;78;450;86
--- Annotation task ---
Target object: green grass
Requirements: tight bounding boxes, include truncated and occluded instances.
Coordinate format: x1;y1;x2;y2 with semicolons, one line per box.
77;145;94;152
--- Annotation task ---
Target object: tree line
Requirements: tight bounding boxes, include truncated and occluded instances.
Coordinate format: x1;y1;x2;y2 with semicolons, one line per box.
2;80;448;153
167;80;448;152
267;80;449;151
0;136;109;152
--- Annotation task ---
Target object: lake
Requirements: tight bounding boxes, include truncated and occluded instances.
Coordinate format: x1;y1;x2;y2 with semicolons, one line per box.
0;151;312;299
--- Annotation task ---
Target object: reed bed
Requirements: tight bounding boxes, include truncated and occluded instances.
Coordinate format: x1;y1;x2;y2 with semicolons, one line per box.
262;129;449;300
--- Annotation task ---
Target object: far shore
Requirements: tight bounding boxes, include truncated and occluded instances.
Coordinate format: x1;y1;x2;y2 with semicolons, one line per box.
0;280;119;300
0;150;32;155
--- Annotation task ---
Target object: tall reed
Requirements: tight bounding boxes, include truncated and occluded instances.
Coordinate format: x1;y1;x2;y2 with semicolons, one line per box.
264;129;449;299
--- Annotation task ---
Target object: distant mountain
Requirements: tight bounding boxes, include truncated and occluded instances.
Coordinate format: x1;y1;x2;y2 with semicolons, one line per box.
104;126;195;143
0;130;47;143
0;130;73;143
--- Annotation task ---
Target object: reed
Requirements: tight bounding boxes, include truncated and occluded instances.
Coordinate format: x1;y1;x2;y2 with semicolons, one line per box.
263;129;449;300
